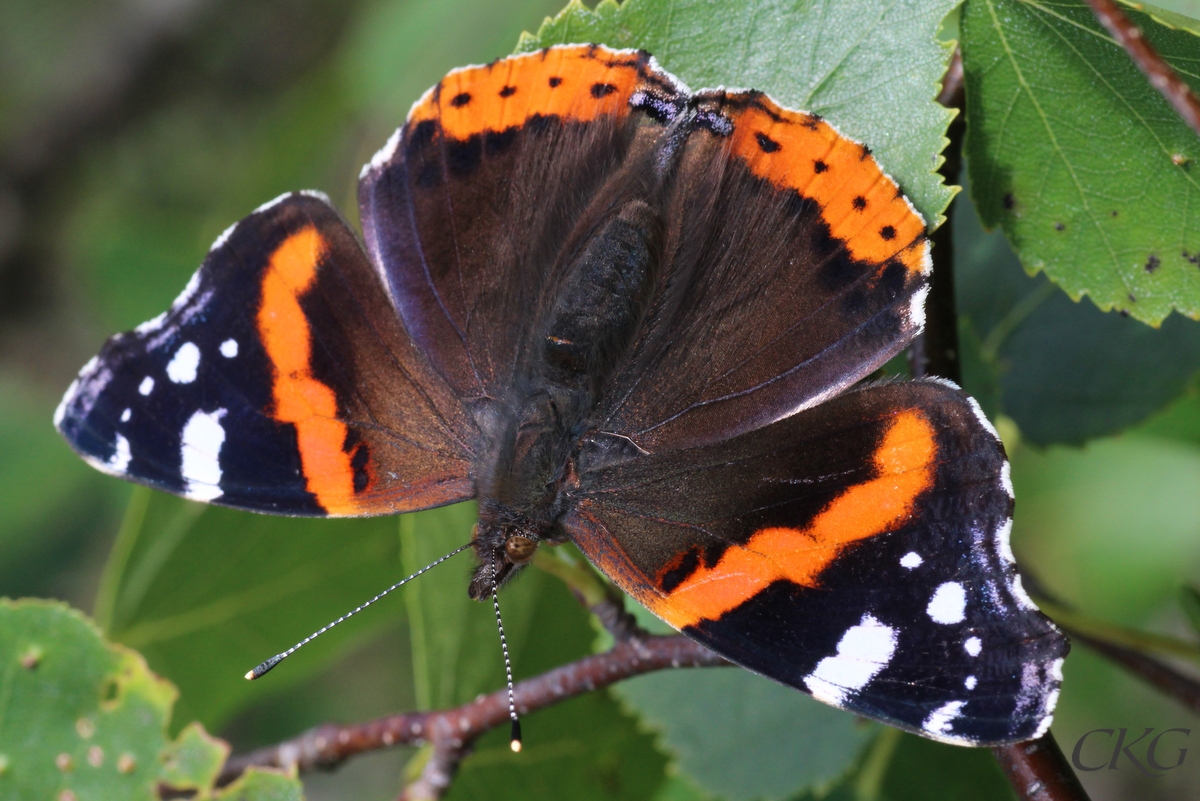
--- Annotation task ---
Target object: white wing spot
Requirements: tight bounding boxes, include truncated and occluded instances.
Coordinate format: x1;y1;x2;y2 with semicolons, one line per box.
996;518;1016;564
1010;574;1039;610
965;675;977;691
107;434;131;473
181;409;226;502
907;285;929;333
927;582;966;624
967;396;1001;441
220;339;239;358
167;342;201;384
134;312;167;335
924;376;961;391
298;189;331;203
964;636;982;657
900;552;923;569
138;376;155;396
211;222;238;252
254;192;292;214
922;700;966;739
1000;461;1014;498
120;408;131;423
803;614;897;706
364;128;403;177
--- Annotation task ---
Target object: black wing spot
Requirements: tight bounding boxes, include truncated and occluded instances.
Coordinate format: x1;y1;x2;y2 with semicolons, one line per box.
880;225;896;241
852;196;867;210
814;160;828;173
450;92;472;108
660;548;701;594
548;76;563;87
755;132;780;153
591;82;617;98
499;85;517;98
351;443;370;494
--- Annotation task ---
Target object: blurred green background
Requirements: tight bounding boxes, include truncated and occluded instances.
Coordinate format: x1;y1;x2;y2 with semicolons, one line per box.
2;1;1200;799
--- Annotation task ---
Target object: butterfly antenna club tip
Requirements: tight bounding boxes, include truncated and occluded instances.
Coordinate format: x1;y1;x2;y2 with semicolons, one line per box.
510;719;523;752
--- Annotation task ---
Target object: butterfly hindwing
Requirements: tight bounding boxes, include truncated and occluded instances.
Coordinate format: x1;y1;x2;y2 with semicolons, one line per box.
56;193;478;516
566;379;1065;745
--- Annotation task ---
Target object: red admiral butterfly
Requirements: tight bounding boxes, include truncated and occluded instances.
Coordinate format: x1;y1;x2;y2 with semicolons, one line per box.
56;44;1066;746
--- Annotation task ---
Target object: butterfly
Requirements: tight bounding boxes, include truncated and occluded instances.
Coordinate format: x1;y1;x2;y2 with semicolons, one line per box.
55;43;1066;746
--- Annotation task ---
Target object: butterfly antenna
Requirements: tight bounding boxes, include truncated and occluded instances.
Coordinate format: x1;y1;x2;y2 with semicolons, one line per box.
491;558;522;752
245;542;472;680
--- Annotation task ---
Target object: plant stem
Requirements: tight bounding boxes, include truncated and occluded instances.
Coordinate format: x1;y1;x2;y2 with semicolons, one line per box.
216;634;728;798
1086;0;1200;137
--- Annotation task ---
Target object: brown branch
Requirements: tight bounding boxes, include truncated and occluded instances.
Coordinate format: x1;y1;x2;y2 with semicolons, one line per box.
938;46;964;110
1086;0;1200;138
218;634;727;798
1067;627;1200;715
992;736;1092;801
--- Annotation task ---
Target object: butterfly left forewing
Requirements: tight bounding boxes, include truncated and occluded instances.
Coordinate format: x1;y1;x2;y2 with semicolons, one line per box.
566;379;1066;745
56;193;477;516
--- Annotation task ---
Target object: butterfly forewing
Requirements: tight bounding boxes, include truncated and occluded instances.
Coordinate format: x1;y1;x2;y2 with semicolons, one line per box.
594;91;931;452
56;193;477;516
358;45;688;404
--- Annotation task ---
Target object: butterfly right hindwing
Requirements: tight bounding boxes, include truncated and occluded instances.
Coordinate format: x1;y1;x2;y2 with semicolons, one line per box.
566;379;1066;745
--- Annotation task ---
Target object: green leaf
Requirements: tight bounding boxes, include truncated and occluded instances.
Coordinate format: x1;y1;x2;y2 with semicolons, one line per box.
961;0;1200;325
876;732;1015;801
518;0;959;227
213;768;305;801
1181;585;1200;635
0;599;228;801
613;668;873;801
954;164;1200;444
448;691;668;801
161;722;231;792
97;490;409;732
1011;433;1200;625
0;378;127;600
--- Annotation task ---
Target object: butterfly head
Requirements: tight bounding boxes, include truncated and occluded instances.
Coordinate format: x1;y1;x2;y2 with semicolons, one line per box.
467;507;547;600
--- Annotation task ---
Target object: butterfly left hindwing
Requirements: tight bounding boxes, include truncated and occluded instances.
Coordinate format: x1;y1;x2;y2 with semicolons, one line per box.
56;192;478;516
566;379;1065;746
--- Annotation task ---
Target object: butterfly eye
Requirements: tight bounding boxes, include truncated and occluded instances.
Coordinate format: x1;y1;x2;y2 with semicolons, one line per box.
504;535;538;564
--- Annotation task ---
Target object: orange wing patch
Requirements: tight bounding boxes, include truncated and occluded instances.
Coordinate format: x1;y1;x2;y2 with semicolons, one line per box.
721;95;929;275
408;45;650;140
649;409;937;629
257;227;361;516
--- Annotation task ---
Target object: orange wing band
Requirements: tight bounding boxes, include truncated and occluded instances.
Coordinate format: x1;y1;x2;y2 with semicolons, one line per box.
725;99;929;274
257;227;360;516
408;45;647;140
650;409;937;629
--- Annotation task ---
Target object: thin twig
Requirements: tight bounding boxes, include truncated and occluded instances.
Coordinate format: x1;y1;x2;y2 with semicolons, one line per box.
1070;629;1200;715
217;634;727;798
992;736;1092;801
938;46;964;110
1086;0;1200;137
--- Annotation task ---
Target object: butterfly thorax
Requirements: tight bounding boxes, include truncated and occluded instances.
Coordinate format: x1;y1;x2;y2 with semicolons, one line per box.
468;198;663;599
